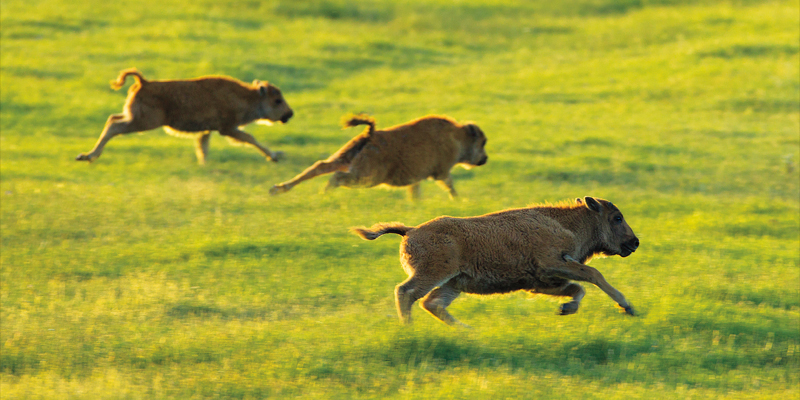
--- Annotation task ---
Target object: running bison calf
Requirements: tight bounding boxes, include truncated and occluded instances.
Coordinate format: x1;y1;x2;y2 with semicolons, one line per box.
352;197;640;326
76;68;293;164
269;114;488;199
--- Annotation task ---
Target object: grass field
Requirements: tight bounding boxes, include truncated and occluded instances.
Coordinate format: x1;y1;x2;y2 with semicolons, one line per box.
1;0;799;398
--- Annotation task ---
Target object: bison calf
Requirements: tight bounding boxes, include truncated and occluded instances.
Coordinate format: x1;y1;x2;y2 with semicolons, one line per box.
76;68;293;164
352;197;640;326
269;114;488;199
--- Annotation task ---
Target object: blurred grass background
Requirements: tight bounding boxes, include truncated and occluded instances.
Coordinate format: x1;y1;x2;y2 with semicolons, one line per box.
1;0;798;398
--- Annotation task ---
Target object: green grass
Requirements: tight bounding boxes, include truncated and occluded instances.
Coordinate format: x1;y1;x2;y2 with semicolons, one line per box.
1;0;798;398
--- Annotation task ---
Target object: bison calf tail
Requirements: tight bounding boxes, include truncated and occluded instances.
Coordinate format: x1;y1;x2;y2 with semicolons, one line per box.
110;68;146;90
351;223;414;240
341;113;376;136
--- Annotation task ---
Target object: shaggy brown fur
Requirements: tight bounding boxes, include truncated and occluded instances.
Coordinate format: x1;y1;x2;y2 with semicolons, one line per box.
76;68;293;164
352;197;640;326
269;114;488;199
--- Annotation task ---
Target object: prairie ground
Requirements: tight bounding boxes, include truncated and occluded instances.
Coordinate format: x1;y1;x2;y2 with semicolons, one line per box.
1;0;798;398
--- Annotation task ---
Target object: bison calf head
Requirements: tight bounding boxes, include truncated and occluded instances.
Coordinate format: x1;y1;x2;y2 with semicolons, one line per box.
459;124;489;168
253;81;294;124
579;196;639;258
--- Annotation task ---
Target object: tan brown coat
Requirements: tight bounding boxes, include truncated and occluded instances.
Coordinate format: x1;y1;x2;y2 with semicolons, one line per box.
270;114;488;199
76;68;293;164
353;197;640;326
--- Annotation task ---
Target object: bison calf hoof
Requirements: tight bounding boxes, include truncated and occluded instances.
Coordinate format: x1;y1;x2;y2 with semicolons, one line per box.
618;305;635;316
75;154;93;162
558;302;579;316
269;185;286;196
268;151;285;162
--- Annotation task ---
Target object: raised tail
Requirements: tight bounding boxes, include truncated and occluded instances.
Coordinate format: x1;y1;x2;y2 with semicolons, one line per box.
341;113;376;136
110;68;147;90
351;223;414;240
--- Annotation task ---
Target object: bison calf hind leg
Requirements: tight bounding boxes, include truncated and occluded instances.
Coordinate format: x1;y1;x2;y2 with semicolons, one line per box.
77;112;161;162
420;283;468;327
325;170;368;192
395;282;421;325
195;132;211;165
533;283;586;315
395;272;459;325
270;159;349;195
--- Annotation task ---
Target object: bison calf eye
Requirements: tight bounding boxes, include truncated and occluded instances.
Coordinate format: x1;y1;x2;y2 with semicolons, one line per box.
275;99;283;105
614;215;623;223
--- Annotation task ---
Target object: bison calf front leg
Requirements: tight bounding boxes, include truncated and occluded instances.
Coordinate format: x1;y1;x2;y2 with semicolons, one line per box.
408;183;421;200
434;175;458;199
220;128;282;162
548;256;634;316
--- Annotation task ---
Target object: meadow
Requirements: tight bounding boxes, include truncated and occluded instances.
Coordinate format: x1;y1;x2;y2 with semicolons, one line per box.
1;0;798;398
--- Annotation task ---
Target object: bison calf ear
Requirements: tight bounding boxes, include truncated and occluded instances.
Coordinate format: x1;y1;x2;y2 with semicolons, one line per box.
466;124;484;138
584;196;603;213
260;84;279;98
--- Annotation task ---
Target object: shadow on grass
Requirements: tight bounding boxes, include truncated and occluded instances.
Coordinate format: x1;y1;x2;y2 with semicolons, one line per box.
200;242;305;259
272;0;395;22
267;0;717;23
56;267;124;282
697;44;799;59
197;240;365;262
532;93;598;105
1;18;107;40
311;324;797;389
686;287;800;312
303;333;666;387
275;133;353;147
716;98;800;114
62;140;276;168
522;162;684;186
241;43;456;92
376;334;649;367
166;302;229;319
699;129;760;140
0;99;52;117
2;67;83;80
